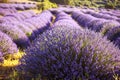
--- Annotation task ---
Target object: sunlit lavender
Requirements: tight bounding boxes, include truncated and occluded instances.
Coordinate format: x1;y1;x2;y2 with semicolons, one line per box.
19;26;120;80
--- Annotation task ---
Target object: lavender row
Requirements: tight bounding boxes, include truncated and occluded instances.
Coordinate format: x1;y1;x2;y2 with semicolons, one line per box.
24;10;53;37
50;7;120;47
0;7;17;16
0;30;18;63
0;10;36;23
84;10;118;20
53;12;83;30
0;10;53;49
18;25;120;80
50;7;120;22
0;3;37;10
72;10;120;49
0;23;30;48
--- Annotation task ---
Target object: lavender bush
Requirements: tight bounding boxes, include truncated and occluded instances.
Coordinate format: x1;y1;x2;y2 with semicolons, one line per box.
0;30;18;55
11;21;33;37
53;19;82;29
20;11;35;19
104;26;120;49
76;13;97;27
85;19;105;30
55;12;72;22
100;20;120;35
19;26;120;80
72;11;97;28
86;19;120;34
53;11;83;30
88;12;116;20
114;37;120;49
0;23;30;48
72;11;83;20
24;10;53;35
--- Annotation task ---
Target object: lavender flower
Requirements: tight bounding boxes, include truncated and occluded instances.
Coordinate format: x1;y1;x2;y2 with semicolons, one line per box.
72;11;83;20
11;21;33;37
78;15;96;27
22;21;39;37
53;12;83;30
6;13;23;21
0;30;18;55
19;26;120;80
24;10;53;34
55;12;72;22
16;4;25;10
114;37;120;49
105;26;120;42
20;10;35;19
100;20;120;35
53;19;83;30
86;19;107;31
0;23;30;48
89;12;117;20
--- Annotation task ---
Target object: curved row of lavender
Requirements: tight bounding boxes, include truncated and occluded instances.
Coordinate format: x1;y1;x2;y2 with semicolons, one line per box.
0;7;17;16
0;30;18;63
53;12;83;30
62;7;120;49
24;10;53;38
18;26;120;80
17;10;120;79
0;3;37;10
0;10;36;22
0;10;53;49
0;6;120;79
0;23;30;48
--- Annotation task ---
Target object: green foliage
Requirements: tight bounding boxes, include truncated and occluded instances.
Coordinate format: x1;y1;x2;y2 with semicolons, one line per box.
37;0;57;10
68;0;80;6
105;0;116;9
49;0;120;9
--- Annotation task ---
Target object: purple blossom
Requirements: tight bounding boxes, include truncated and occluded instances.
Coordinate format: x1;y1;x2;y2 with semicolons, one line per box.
88;11;117;20
22;21;39;37
55;12;73;22
86;19;120;33
86;19;107;31
6;13;23;21
53;19;83;30
0;8;17;16
114;37;120;49
0;23;30;48
18;26;120;80
85;18;104;30
11;21;33;37
16;4;25;10
0;30;18;55
53;11;83;30
24;10;53;35
105;26;120;42
76;13;97;27
100;20;120;34
72;11;84;20
20;10;35;19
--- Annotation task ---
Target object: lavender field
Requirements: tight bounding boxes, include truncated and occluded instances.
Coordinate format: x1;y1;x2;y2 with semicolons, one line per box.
0;1;120;80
